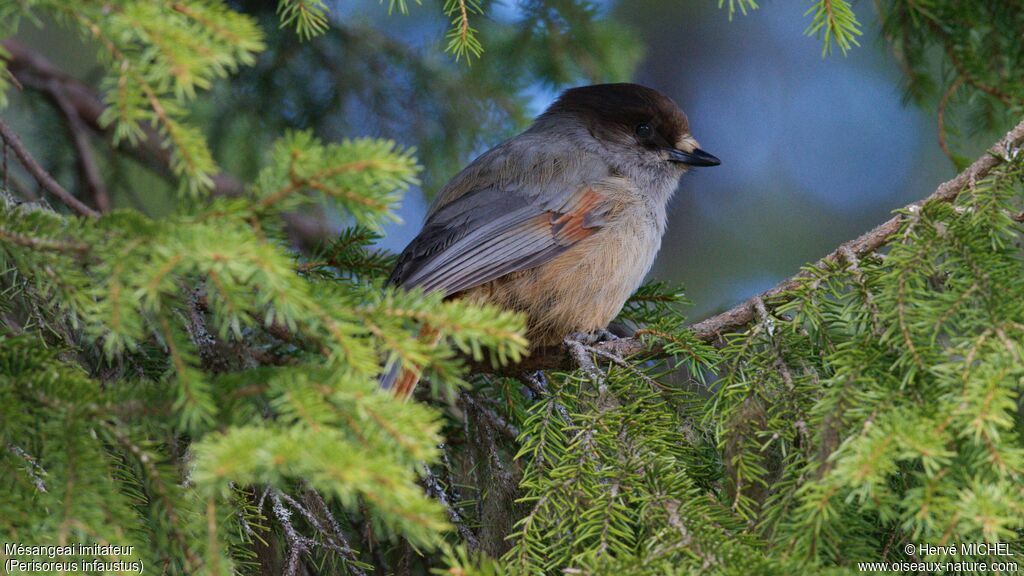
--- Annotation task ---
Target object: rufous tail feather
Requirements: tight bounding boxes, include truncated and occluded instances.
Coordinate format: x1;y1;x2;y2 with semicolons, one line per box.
379;326;442;401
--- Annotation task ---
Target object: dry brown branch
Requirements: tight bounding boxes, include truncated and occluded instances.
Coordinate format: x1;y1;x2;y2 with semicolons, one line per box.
2;40;180;187
0;117;99;217
48;79;111;213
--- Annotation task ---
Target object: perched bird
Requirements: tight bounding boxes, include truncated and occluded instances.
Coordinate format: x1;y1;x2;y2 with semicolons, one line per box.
383;83;719;398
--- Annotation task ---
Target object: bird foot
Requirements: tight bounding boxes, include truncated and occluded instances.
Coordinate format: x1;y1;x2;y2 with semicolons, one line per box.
567;329;619;346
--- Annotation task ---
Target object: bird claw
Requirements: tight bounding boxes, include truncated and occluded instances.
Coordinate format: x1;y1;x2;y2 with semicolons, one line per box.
567;329;619;346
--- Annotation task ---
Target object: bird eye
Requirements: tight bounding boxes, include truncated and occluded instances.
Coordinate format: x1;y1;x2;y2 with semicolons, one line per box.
634;123;653;139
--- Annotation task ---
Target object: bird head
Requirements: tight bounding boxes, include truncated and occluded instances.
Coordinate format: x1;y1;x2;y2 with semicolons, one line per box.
536;83;719;183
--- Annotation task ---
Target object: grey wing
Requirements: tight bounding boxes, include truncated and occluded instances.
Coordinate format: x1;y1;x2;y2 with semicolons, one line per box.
388;184;609;296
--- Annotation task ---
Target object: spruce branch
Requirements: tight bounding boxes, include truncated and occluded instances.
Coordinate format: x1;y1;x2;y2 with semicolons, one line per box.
690;115;1024;338
0;227;89;254
266;488;367;576
48;79;111;213
277;0;331;40
1;40;241;195
443;0;483;62
717;0;759;20
804;0;863;56
73;10;217;195
5;442;48;493
460;392;520;441
1;40;334;245
104;422;203;573
925;19;1018;108
422;463;480;549
0;117;99;217
838;244;882;336
937;76;964;164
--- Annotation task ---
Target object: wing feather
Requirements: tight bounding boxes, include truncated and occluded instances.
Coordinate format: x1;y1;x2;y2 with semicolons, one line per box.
389;186;608;296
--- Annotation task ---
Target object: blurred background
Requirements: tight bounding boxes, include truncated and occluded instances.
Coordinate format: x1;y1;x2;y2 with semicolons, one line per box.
377;0;970;318
3;0;1001;320
611;1;955;317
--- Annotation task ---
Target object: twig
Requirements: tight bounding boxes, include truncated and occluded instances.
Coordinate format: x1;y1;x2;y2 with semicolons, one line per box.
927;22;1016;107
106;424;203;572
937;76;964;163
460;393;520;440
662;499;720;569
0;227;89;254
563;334;604;383
299;485;367;574
752;297;774;338
839;245;883;336
586;343;665;391
268;490;308;576
456;0;471;49
262;485;371;575
48;79;111;213
422;462;480;549
520;371;573;425
6;442;48;493
0;118;99;217
3;39;228;191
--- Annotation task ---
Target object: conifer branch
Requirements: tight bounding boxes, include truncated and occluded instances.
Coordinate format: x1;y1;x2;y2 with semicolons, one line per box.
688;114;1024;341
937;76;964;163
443;0;483;61
2;41;335;245
2;40;243;196
717;0;759;20
0;227;89;254
5;442;48;493
2;3;1020;571
422;464;480;549
804;0;862;56
460;392;520;441
0;118;99;218
926;20;1017;108
48;79;111;213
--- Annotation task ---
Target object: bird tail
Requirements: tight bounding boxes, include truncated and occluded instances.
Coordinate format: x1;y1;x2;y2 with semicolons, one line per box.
379;326;442;401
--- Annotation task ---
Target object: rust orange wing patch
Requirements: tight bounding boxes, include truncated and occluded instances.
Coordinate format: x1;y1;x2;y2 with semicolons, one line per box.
550;188;605;245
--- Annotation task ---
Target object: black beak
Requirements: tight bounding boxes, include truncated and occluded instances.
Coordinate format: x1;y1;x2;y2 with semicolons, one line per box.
666;147;720;167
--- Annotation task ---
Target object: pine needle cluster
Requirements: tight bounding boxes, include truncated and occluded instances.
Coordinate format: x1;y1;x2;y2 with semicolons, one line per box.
0;126;527;572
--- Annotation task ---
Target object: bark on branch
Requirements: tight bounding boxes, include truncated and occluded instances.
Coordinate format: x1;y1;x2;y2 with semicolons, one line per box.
0;117;99;217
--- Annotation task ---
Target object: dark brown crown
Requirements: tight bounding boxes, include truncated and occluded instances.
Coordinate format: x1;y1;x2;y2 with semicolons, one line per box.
543;83;690;145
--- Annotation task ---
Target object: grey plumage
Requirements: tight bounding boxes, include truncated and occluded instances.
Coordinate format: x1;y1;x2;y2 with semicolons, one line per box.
382;83;719;398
